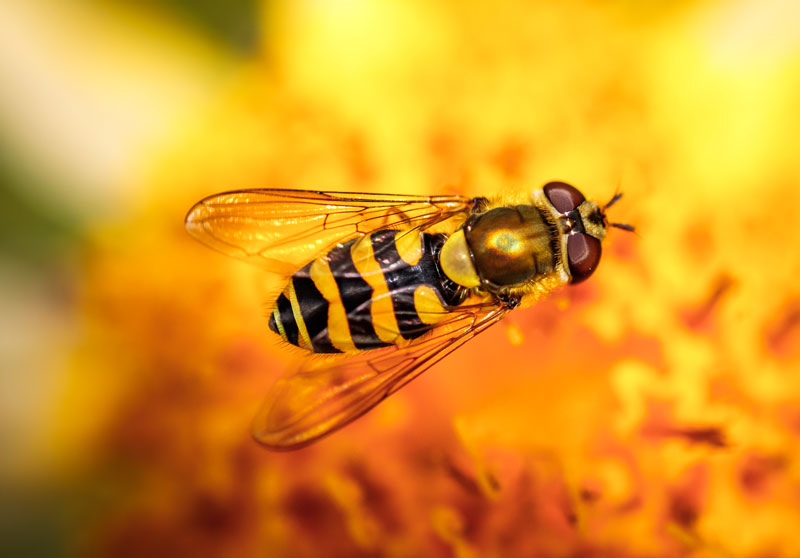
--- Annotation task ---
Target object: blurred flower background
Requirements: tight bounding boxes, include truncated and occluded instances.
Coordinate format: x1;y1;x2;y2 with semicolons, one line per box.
2;0;800;556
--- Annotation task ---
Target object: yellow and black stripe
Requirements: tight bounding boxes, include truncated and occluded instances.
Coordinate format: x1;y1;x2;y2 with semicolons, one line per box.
269;230;467;353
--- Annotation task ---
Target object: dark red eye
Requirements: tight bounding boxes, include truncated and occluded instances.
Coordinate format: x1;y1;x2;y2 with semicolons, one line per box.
567;233;601;283
543;181;585;213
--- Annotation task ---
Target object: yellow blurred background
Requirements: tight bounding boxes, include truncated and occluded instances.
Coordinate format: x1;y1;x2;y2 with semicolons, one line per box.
2;0;800;556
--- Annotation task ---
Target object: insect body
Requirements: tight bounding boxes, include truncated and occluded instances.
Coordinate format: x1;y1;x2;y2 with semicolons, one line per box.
185;182;632;449
268;229;468;353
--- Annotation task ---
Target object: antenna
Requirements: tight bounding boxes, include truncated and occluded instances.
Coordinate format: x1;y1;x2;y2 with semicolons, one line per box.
610;222;635;232
603;192;623;210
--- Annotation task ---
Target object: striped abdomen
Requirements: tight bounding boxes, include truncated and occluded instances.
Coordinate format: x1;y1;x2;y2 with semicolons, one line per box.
269;230;467;353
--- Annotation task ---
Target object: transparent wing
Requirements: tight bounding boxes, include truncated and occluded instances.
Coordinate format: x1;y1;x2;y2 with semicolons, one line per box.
252;299;512;450
185;189;477;273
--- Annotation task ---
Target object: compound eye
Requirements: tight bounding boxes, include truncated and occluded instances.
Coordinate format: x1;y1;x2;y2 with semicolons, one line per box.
567;233;601;283
543;181;585;213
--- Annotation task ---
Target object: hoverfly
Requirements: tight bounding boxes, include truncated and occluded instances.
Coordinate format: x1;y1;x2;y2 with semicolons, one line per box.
185;182;633;450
